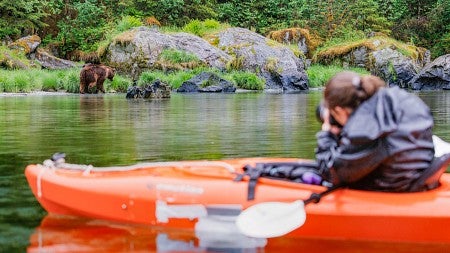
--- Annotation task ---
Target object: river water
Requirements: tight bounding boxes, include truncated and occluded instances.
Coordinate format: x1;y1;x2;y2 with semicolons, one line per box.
1;91;450;252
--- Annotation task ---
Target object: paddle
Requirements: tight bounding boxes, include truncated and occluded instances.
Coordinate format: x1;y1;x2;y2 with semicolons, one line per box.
236;135;450;238
236;184;343;238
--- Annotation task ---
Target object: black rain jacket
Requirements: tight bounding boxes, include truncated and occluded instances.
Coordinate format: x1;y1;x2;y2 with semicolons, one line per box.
315;87;435;192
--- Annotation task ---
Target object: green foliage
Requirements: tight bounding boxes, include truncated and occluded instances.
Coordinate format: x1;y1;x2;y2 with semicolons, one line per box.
0;0;49;39
218;0;305;34
183;20;204;36
225;71;265;90
2;0;450;68
0;68;133;93
138;67;265;90
41;71;58;91
138;70;195;89
138;71;161;85
0;46;33;69
159;49;199;64
117;16;143;32
106;75;132;92
55;0;107;55
307;64;370;88
320;26;367;49
182;19;224;37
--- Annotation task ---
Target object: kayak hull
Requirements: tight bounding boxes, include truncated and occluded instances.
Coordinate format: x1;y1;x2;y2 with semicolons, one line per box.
25;157;450;243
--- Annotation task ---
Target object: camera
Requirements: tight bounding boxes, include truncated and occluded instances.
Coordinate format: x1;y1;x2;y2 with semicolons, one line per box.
315;103;342;128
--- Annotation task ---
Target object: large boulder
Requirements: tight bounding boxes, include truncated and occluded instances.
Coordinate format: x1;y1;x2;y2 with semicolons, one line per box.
32;48;77;70
370;47;422;87
313;37;430;87
217;28;308;91
3;35;77;70
8;35;41;54
409;54;450;90
105;27;231;80
267;28;321;58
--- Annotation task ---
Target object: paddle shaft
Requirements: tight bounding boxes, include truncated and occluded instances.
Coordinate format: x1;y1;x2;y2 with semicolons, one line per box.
303;184;343;205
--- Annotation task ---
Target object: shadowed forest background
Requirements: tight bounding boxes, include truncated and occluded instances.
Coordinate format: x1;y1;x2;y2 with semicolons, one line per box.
1;0;449;61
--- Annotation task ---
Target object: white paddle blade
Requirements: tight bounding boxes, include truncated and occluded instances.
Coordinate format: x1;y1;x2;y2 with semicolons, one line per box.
236;200;306;238
433;135;450;157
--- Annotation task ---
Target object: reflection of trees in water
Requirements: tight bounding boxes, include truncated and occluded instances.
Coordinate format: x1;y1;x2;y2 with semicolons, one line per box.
419;92;450;125
128;93;323;161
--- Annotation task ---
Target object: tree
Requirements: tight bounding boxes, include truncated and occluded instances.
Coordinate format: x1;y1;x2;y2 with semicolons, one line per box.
0;0;49;39
300;0;390;39
217;0;305;33
55;0;107;54
428;0;450;56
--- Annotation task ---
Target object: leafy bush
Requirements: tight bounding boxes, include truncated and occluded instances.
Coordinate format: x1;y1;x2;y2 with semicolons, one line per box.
138;71;162;86
203;19;221;29
307;64;370;88
183;20;204;36
166;71;196;89
117;16;143;32
182;19;227;37
107;75;132;92
226;71;265;90
138;70;195;89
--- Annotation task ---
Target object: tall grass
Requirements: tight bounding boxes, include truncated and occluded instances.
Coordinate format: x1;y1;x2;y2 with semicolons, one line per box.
224;71;265;90
0;68;131;93
182;19;224;37
159;49;200;64
138;70;196;89
138;67;265;90
307;64;370;88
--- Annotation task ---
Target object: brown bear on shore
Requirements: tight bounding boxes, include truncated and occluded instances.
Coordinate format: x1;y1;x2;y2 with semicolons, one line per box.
79;63;115;94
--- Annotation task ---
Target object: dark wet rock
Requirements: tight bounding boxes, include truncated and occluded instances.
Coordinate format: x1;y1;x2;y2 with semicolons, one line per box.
177;72;236;93
409;54;450;90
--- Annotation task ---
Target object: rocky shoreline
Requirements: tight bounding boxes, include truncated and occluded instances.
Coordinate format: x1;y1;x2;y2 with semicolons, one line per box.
4;27;450;91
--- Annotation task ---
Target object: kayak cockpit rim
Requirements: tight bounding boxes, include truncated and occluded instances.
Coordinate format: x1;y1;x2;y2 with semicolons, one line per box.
39;158;237;175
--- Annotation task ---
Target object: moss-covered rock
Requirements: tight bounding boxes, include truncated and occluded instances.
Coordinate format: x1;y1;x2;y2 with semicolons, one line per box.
217;27;308;91
104;26;231;81
267;28;322;58
8;35;41;55
313;36;430;87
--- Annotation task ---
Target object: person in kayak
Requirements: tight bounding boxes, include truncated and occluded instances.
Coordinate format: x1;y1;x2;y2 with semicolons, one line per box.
315;71;435;192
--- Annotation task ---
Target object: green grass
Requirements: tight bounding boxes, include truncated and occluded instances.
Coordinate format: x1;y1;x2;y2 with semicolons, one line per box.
159;49;200;64
0;68;131;93
182;19;225;37
307;64;370;88
0;64;371;93
224;71;265;90
139;67;266;91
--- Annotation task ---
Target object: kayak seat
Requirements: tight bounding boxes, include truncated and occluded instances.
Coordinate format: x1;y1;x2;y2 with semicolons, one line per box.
409;153;450;192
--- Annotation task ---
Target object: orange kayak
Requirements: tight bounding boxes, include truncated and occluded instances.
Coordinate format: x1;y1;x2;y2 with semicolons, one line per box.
25;157;450;243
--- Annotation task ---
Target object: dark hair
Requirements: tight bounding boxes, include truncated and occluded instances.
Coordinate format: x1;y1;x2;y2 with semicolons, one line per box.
324;71;386;109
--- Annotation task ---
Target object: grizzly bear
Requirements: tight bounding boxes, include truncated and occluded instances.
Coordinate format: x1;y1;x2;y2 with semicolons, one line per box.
79;64;115;94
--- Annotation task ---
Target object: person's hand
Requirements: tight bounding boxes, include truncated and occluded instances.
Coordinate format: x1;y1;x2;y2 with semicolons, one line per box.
321;108;341;135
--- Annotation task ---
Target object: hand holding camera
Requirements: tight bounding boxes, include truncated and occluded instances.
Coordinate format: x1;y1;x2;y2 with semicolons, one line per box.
316;103;343;135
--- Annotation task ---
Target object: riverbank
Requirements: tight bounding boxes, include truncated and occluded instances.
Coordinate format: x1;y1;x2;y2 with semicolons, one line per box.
0;64;368;94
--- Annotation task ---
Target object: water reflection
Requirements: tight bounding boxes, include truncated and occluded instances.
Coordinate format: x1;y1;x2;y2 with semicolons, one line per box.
29;214;450;253
79;94;106;121
1;91;450;252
